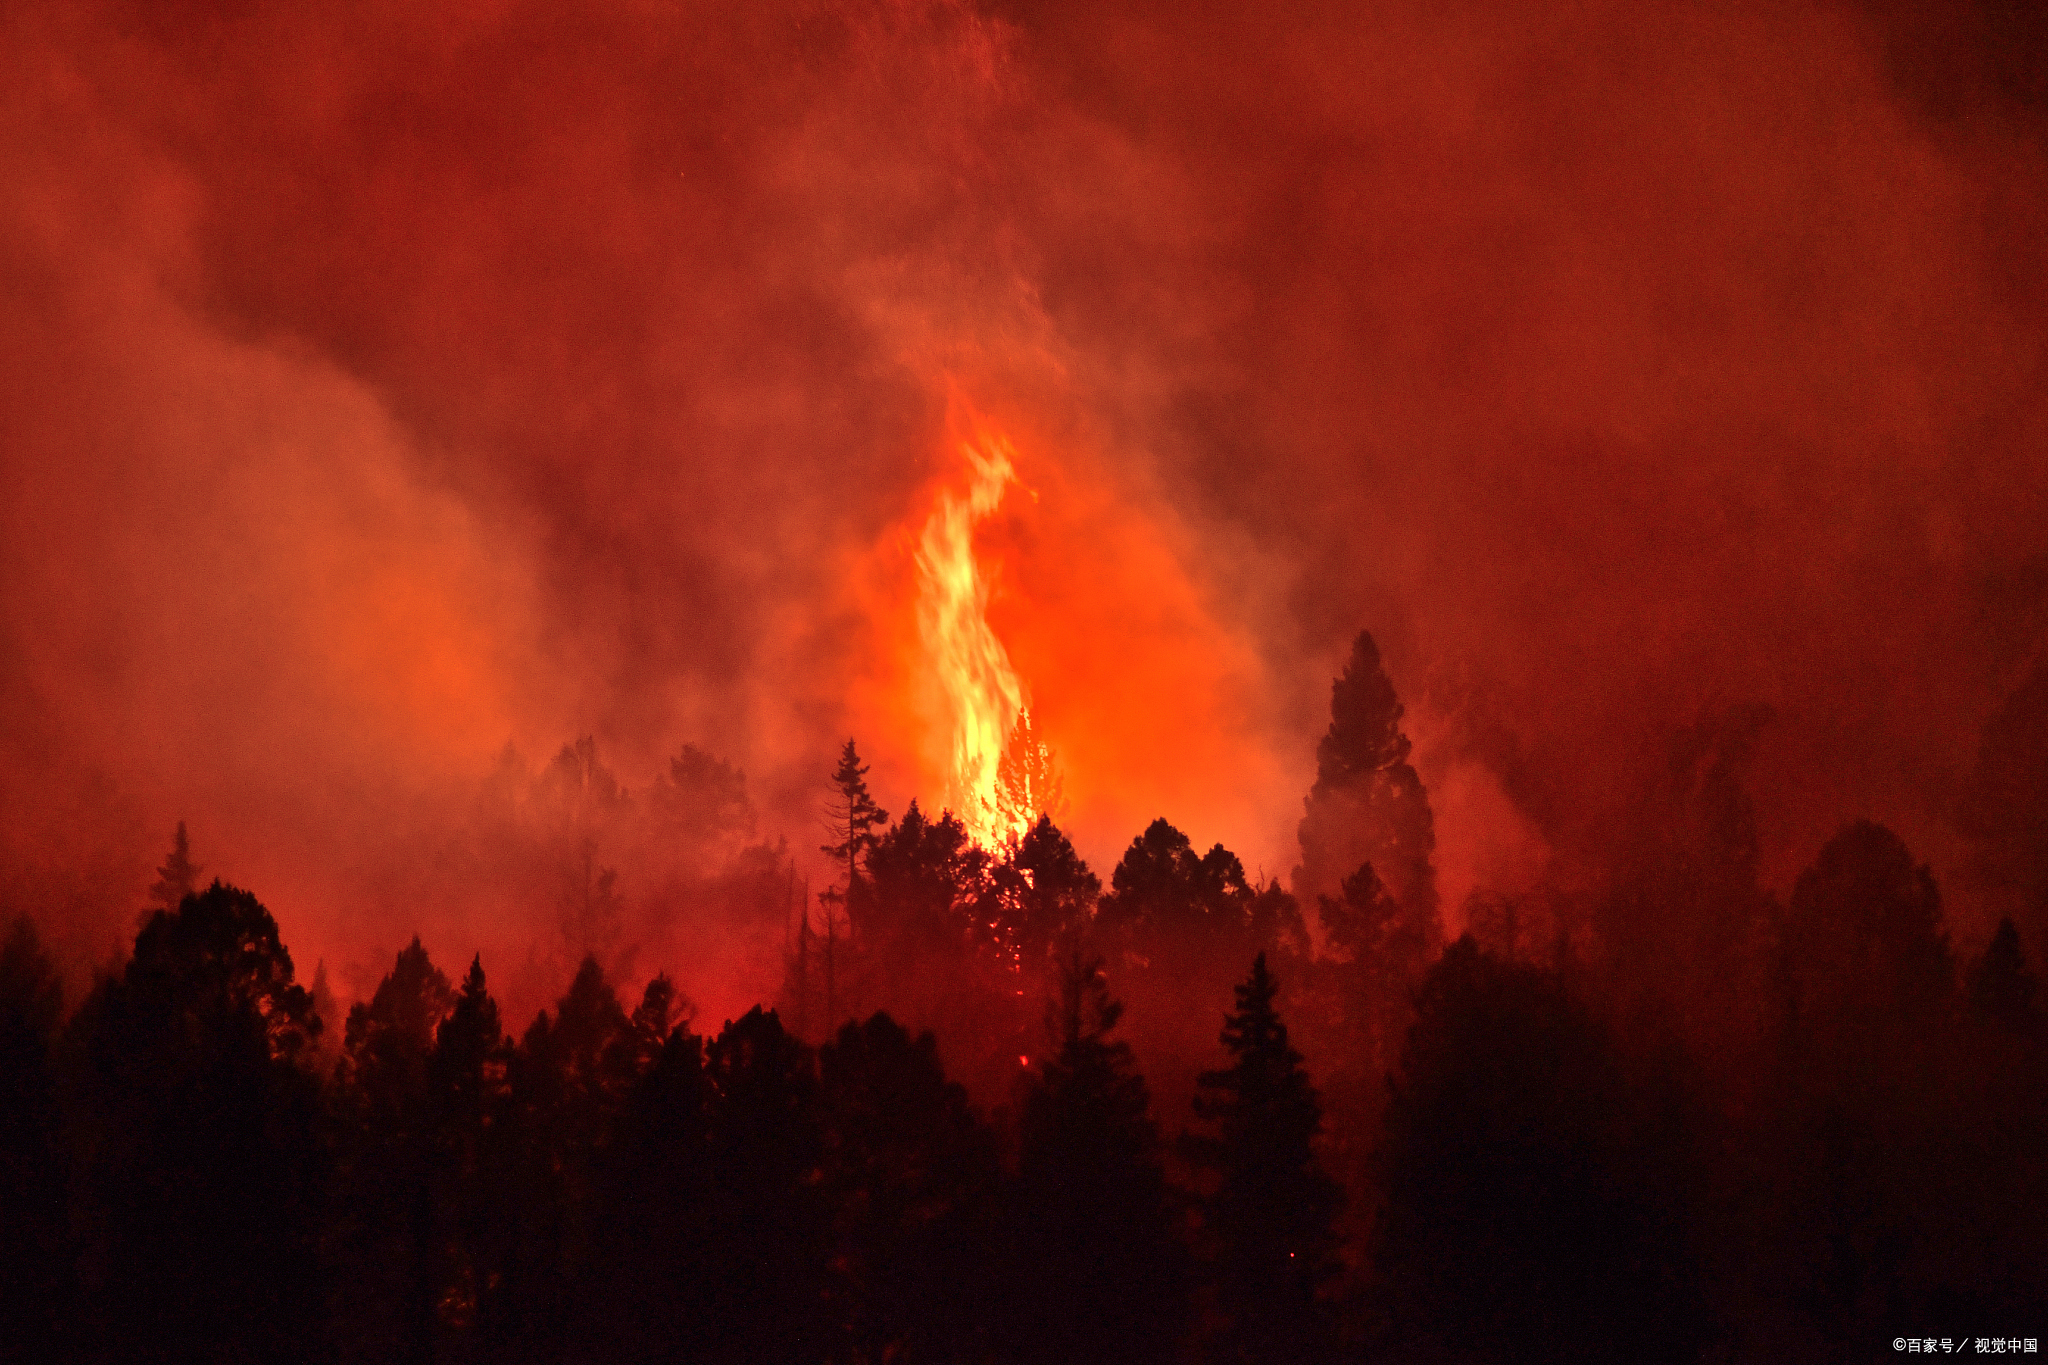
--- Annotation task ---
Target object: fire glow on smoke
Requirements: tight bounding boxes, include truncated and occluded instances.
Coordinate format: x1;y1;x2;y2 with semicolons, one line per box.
911;400;1060;849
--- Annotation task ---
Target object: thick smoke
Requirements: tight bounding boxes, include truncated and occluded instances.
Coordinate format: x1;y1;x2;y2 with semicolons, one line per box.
2;0;2044;1018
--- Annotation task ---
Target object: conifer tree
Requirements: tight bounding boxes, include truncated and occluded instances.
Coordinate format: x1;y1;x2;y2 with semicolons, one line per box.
427;956;507;1350
484;957;635;1363
340;937;455;1122
535;735;628;829
332;938;458;1365
651;742;758;856
1968;916;2040;1029
0;917;68;1360
71;882;324;1363
546;955;634;1145
1010;950;1187;1365
862;799;987;955
1779;820;1954;1054
1000;813;1100;966
431;955;507;1138
1318;860;1431;1078
703;1006;832;1364
148;820;203;911
1097;817;1256;972
994;707;1066;842
1186;954;1343;1365
586;1019;714;1365
1373;938;1702;1365
818;1012;1003;1364
781;882;817;1039
1965;655;2048;950
1246;878;1312;967
1294;631;1439;943
822;739;890;900
616;972;687;1077
1596;706;1777;1079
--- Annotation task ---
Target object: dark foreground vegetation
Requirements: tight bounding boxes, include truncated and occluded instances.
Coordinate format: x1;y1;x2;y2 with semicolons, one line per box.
3;634;2046;1364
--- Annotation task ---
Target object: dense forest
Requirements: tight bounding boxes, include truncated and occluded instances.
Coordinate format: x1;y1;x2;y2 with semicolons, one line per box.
3;631;2045;1364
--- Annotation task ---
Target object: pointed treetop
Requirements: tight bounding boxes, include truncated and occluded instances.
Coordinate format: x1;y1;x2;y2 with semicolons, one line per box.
1969;916;2040;1026
149;820;203;911
1315;631;1411;792
823;739;890;869
1186;951;1342;1355
344;936;454;1058
1193;952;1319;1137
436;953;504;1058
995;708;1066;841
1219;952;1290;1059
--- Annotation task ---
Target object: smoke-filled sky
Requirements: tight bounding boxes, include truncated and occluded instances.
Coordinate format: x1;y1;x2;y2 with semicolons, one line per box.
4;0;2045;1017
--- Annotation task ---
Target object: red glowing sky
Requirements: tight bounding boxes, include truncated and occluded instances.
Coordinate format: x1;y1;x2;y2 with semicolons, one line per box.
3;0;2044;1019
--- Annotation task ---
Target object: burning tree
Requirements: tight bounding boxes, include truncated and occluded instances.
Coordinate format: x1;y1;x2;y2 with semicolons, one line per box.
994;707;1067;845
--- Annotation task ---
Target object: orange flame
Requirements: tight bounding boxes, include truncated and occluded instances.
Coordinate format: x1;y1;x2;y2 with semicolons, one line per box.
854;388;1290;882
913;411;1028;847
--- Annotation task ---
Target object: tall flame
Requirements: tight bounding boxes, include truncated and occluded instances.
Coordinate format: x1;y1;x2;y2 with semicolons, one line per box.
914;417;1028;847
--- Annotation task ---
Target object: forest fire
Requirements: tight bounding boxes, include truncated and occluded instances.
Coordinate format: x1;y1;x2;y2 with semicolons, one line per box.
912;400;1035;848
4;0;2048;1361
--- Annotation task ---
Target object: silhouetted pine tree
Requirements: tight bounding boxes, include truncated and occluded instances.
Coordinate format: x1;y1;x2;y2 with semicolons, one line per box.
1762;822;1975;1350
1098;818;1259;986
1185;954;1342;1365
1000;813;1100;967
781;886;819;1039
651;743;758;858
1778;820;1953;1069
0;917;70;1362
1246;878;1312;969
1595;706;1778;1088
484;956;633;1364
147;819;202;911
330;937;457;1365
1968;915;2040;1029
431;955;508;1146
1373;937;1703;1365
819;1012;1004;1364
823;739;890;912
428;956;509;1358
994;707;1066;840
584;1016;714;1365
69;882;325;1365
1009;950;1187;1365
1317;860;1430;1080
862;800;987;957
615;972;686;1076
1293;632;1439;945
1940;915;2048;1333
340;938;456;1119
702;1006;832;1365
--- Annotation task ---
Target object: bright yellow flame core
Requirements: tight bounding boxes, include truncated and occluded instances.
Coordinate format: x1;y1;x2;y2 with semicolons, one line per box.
914;426;1027;848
